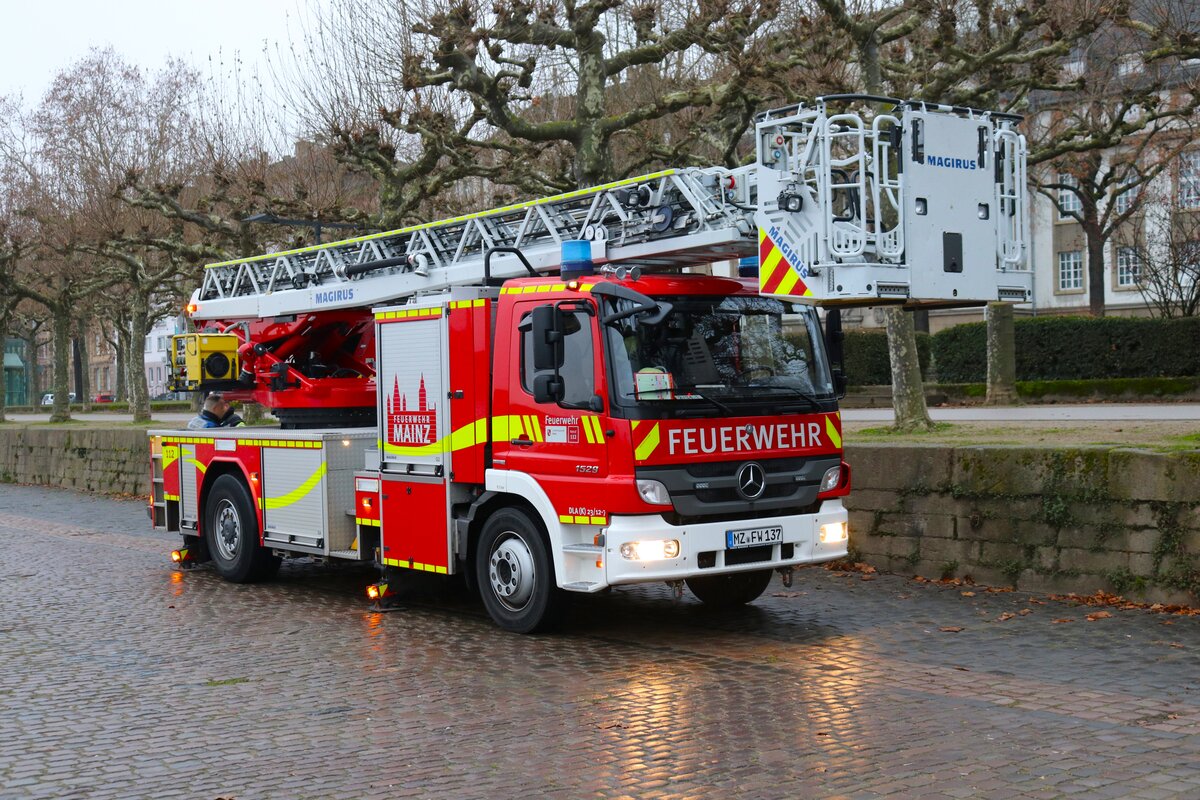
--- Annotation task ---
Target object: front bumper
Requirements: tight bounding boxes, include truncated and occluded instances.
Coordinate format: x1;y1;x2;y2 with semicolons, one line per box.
603;500;849;586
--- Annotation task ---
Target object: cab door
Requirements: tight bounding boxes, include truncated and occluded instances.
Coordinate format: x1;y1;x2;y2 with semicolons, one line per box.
493;298;611;518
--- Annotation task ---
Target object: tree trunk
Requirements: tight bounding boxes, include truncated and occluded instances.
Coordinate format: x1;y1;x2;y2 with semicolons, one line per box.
858;33;933;430
885;306;933;431
24;335;40;402
985;302;1018;405
114;324;128;403
129;294;152;423
1084;221;1107;317
49;309;72;423
75;326;92;412
0;306;9;423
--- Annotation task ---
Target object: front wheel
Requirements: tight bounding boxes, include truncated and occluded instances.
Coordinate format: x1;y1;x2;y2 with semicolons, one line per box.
686;569;774;607
204;474;280;583
476;508;560;633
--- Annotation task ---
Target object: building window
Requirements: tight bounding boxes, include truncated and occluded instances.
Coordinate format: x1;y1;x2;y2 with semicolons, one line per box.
1117;53;1142;77
1115;247;1140;287
1057;174;1080;219
1058;250;1083;291
1181;152;1200;210
1114;184;1139;216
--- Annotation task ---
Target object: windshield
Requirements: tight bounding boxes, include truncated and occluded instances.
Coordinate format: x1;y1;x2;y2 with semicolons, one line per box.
603;293;835;418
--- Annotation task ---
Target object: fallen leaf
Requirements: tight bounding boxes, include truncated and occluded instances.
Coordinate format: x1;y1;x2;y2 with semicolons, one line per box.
940;626;964;633
1052;618;1074;624
961;591;976;597
1028;598;1046;605
985;586;1015;594
599;722;625;729
1018;608;1032;616
860;575;876;582
772;591;807;598
1161;620;1175;626
953;665;970;671
997;612;1016;621
1085;611;1113;621
1170;643;1184;649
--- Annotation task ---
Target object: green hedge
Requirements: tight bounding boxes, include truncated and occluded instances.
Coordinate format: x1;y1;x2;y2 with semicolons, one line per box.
932;316;1200;383
839;329;932;386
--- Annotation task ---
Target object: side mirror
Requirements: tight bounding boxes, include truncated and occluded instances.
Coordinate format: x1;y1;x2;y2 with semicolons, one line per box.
824;308;844;367
533;373;564;404
531;305;565;371
832;367;848;399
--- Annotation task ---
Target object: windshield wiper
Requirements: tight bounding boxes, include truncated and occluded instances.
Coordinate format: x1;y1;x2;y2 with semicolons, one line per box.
745;384;823;411
674;386;735;415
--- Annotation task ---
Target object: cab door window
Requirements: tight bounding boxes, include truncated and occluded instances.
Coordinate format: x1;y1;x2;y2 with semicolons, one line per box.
520;308;595;406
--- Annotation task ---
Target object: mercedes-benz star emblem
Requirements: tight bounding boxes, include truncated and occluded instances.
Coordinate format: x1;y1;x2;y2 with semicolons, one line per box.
736;462;766;500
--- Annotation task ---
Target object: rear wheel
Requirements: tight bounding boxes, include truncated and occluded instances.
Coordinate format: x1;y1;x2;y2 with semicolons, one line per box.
476;508;559;633
686;569;773;607
204;474;280;583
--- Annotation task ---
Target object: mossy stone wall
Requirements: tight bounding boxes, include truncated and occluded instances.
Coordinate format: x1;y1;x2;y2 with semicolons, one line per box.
844;444;1200;605
0;426;150;496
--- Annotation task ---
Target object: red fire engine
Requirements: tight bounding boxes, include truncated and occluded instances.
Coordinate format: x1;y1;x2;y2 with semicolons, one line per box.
150;97;1029;631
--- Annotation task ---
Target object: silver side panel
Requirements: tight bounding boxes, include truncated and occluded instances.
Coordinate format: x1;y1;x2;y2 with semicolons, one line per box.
376;311;447;474
262;448;326;548
180;444;198;525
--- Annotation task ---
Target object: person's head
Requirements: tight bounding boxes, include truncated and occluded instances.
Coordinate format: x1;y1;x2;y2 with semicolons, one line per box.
203;393;230;417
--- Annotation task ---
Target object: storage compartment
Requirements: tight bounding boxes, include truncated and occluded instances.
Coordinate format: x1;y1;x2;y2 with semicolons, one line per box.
380;474;451;574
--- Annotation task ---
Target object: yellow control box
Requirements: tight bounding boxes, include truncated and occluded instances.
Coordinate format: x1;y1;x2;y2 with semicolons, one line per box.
167;334;241;391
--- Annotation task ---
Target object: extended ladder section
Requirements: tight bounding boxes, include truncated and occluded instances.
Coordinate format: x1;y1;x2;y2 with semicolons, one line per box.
192;169;756;320
754;96;1032;306
192;97;1032;318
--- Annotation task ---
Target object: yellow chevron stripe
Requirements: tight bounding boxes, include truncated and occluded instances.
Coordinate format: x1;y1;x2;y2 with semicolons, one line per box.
634;423;661;461
776;267;800;295
759;245;785;289
185;458;208;474
591;416;605;442
825;415;842;449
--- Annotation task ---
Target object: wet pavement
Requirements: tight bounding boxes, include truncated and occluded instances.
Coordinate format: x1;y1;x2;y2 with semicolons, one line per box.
1;483;1198;799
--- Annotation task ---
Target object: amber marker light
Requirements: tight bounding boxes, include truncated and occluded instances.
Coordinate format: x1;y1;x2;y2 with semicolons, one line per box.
366;584;381;601
170;550;183;563
185;302;199;316
361;497;373;510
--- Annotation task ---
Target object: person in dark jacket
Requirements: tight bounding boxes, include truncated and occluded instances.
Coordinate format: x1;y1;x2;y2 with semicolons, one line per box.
187;392;245;429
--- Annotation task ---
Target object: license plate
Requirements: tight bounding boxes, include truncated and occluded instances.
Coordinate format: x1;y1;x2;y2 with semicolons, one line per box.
726;526;783;549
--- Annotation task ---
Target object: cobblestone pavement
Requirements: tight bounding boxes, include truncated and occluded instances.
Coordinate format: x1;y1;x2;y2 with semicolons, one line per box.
1;484;1198;800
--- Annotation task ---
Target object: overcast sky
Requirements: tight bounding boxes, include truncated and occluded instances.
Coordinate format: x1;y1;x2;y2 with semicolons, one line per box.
0;0;320;103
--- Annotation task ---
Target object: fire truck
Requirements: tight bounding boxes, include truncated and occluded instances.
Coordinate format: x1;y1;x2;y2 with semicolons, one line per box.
149;96;1030;632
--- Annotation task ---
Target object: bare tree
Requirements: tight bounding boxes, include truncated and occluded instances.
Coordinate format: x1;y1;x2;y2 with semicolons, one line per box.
1029;21;1200;317
1132;188;1200;317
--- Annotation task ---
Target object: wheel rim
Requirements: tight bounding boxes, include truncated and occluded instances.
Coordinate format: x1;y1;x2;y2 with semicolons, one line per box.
488;531;537;612
213;498;241;561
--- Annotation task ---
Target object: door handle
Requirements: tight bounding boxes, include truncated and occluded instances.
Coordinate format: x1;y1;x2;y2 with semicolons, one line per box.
510;438;534;447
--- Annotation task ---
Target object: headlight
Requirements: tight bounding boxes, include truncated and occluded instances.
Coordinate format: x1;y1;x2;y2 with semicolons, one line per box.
820;465;842;493
819;522;848;543
619;539;681;561
636;479;672;506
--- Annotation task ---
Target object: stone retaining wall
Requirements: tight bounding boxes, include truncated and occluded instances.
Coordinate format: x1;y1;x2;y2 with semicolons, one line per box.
844;444;1200;605
1;426;1196;604
0;426;151;496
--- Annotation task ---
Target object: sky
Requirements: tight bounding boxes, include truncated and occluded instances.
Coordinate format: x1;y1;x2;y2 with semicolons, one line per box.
0;0;321;104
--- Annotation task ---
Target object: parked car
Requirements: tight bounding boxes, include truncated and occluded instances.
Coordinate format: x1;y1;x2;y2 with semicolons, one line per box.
40;392;77;405
93;393;115;403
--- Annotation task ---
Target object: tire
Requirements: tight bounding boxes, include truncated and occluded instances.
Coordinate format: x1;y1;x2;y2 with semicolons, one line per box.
686;569;774;607
203;474;280;583
475;508;560;633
